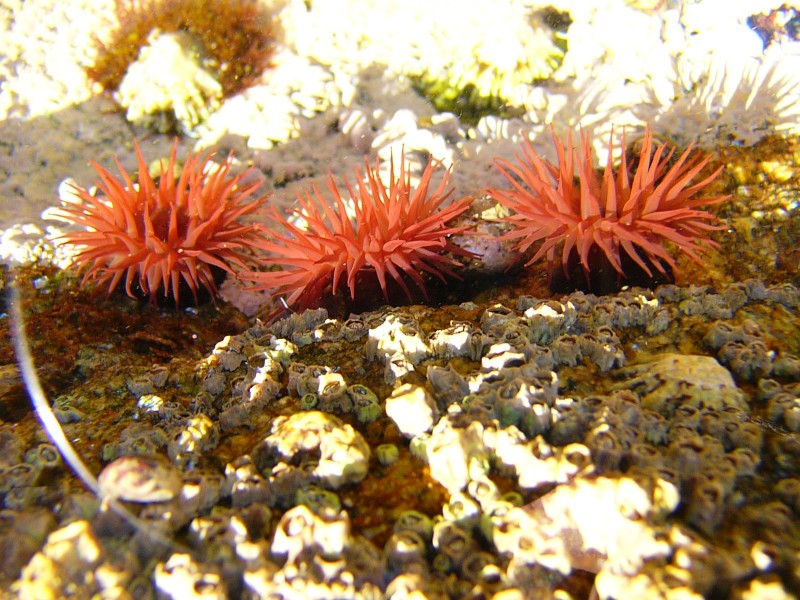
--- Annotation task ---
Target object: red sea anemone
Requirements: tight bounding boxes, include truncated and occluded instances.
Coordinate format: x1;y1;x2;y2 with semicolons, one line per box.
487;126;729;291
53;139;267;305
247;152;473;311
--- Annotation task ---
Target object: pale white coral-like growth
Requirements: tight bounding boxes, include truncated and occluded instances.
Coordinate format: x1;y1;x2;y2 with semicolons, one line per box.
116;30;223;132
283;0;560;97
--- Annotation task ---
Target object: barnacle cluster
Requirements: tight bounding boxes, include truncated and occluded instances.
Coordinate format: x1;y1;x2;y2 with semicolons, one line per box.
10;278;799;596
87;0;276;132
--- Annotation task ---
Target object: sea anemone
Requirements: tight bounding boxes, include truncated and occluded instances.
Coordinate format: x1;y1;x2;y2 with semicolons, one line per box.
246;152;473;311
488;126;729;291
53;139;267;305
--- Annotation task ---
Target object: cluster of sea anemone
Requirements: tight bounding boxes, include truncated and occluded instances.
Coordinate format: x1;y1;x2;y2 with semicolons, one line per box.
54;126;728;311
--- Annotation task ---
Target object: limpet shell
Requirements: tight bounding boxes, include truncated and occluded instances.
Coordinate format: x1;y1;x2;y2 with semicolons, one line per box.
97;455;182;503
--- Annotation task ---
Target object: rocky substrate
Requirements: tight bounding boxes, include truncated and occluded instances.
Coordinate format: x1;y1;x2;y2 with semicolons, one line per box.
3;279;800;598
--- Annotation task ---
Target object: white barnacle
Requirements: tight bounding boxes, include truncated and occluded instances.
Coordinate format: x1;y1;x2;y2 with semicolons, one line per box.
168;414;220;467
365;314;432;366
385;383;437;438
480;343;526;371
262;411;370;489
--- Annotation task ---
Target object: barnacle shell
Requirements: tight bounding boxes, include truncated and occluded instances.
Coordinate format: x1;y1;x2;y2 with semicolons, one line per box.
385;384;438;438
384;530;427;570
347;384;383;424
425;418;488;494
167;414;220;468
154;553;226;599
258;411;370;489
270;504;350;564
12;520;103;597
375;444;400;466
429;322;487;360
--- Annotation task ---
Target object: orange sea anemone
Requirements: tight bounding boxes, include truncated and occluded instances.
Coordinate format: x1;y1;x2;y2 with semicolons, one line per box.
487;126;729;291
246;153;473;311
53;139;268;305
